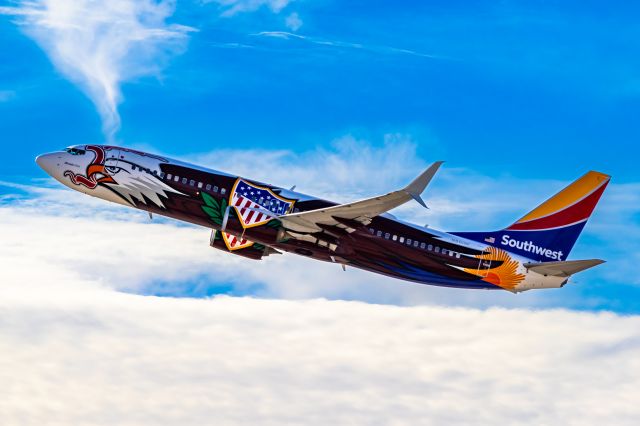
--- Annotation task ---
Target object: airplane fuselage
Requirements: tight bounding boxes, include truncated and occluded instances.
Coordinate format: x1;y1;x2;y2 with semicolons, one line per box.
35;145;593;293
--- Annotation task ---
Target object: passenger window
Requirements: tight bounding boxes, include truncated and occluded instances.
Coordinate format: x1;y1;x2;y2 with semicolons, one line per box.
428;244;433;251
414;241;419;247
456;253;461;259
198;182;203;189
392;235;397;241
221;188;226;195
435;247;440;253
384;233;390;239
189;179;195;186
167;174;172;180
399;237;405;243
420;242;426;249
376;231;382;237
174;175;179;182
449;251;455;256
182;177;187;184
160;172;165;179
213;186;219;193
205;184;211;191
407;238;412;245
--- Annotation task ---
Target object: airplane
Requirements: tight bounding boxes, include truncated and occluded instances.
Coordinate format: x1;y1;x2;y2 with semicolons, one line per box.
36;144;610;292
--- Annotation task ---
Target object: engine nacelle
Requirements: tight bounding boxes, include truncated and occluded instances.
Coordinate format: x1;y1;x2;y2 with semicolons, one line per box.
209;229;277;260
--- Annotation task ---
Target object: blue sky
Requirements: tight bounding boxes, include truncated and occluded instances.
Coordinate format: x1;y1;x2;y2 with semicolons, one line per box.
1;0;639;312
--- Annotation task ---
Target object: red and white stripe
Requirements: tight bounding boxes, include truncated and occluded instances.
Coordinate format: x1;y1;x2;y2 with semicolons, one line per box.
222;231;253;250
232;194;275;228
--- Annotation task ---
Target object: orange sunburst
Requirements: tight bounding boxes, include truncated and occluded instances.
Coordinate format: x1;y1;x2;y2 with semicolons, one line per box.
464;246;526;291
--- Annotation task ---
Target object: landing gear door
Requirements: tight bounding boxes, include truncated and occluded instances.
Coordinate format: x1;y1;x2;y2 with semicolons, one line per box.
104;148;121;175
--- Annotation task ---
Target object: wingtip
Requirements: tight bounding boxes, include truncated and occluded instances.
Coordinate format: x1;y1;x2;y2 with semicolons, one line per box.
410;193;428;209
405;161;445;196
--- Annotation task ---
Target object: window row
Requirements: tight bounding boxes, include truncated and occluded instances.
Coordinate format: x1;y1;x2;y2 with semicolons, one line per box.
130;164;227;195
368;228;461;258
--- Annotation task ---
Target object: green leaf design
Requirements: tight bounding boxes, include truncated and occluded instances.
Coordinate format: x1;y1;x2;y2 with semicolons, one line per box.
201;191;218;208
202;206;221;224
201;192;225;225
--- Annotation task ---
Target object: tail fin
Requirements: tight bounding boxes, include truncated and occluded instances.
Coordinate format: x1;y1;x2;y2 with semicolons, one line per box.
452;171;611;262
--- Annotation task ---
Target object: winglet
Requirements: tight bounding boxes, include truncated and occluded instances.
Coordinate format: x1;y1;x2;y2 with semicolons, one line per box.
404;161;444;209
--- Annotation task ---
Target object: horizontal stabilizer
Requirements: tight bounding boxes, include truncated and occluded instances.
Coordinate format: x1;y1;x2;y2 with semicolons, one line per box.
524;259;605;277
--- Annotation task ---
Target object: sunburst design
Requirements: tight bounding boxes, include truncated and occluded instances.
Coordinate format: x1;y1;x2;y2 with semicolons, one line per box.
464;247;526;291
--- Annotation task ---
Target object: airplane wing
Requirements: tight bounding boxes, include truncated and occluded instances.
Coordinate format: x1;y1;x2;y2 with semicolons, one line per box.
523;259;605;277
278;161;444;234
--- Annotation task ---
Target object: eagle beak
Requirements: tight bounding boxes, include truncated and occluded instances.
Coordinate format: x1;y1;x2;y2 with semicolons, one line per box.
87;164;116;184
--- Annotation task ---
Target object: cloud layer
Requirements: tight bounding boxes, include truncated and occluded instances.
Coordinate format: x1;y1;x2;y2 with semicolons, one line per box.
1;286;640;424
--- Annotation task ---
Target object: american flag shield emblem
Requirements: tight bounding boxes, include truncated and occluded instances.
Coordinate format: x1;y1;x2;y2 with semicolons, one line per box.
230;179;296;229
222;231;253;251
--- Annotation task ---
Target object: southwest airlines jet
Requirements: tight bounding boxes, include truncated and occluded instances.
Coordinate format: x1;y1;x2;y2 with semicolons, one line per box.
36;145;610;292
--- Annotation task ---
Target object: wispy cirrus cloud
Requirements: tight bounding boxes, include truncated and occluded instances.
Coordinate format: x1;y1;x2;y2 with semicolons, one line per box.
202;0;294;17
0;0;194;141
253;31;443;59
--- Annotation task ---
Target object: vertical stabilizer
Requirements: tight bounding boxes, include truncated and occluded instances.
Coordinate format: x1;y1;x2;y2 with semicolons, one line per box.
452;171;610;262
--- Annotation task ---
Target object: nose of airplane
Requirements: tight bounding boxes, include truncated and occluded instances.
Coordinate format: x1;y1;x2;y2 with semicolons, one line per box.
35;152;60;176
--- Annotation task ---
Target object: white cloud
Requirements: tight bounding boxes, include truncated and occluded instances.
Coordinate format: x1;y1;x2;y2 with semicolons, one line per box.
0;0;194;140
1;288;639;424
285;11;302;31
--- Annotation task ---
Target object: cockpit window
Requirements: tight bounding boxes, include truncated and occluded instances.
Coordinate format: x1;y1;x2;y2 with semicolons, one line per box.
65;147;86;155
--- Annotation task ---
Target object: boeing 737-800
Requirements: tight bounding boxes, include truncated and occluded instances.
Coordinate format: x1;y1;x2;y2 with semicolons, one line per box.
36;145;609;292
